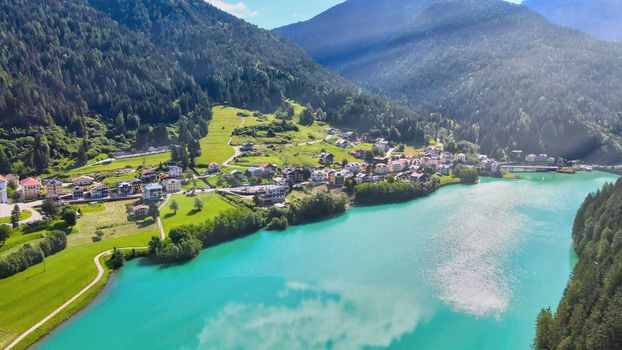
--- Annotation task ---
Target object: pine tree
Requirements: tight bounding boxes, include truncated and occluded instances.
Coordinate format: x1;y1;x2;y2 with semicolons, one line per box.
32;132;50;173
0;146;11;173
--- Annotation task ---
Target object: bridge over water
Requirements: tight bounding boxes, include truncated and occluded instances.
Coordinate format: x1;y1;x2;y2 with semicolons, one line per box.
499;164;559;172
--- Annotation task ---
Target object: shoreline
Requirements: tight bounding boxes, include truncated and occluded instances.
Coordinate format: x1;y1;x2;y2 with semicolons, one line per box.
9;171;613;349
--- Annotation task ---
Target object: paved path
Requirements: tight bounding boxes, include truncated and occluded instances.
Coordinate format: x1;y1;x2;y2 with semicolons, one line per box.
0;203;43;225
156;195;171;240
4;246;145;350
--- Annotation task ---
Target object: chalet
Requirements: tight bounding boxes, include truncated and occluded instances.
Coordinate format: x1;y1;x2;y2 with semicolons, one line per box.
438;164;451;176
333;170;350;187
350;149;367;159
319;152;335;165
168;166;183;178
344;162;361;174
326;128;338;135
246;167;264;178
117;182;132;197
311;170;325;183
229;170;244;180
129;178;144;194
272;177;288;186
284;167;305;184
256;185;288;206
0;176;6;204
132;205;150;219
374;163;388;176
525;154;537;164
355;173;373;183
143;183;163;200
140;170;158;183
20;177;41;201
341;131;356;141
89;184;109;199
259;163;278;174
73;175;94;186
162;178;182;193
388;159;408;173
45;179;64;199
410;172;428;183
72;186;85;199
241;142;254;152
208;162;221;173
335;139;348;148
376;139;390;152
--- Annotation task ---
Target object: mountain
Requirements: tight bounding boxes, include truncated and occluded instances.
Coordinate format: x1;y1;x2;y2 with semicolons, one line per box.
0;0;433;174
534;177;622;349
276;0;622;163
523;0;622;42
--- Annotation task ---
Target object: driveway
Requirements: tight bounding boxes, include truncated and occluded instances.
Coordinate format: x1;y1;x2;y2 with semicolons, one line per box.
0;202;44;224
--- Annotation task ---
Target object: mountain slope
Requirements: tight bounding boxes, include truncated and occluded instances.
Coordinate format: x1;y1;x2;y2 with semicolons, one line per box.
0;0;435;174
276;0;622;163
535;177;622;349
85;0;432;143
524;0;622;42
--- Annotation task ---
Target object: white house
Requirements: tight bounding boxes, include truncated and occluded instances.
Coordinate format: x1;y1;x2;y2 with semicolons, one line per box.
335;139;348;148
438;164;451;176
168;166;183;178
45;179;64;198
374;163;388;175
0;175;7;203
344;162;361;174
73;175;94;186
143;183;164;200
525;154;537;163
162;178;181;193
311;170;325;183
257;185;288;205
456;153;467;163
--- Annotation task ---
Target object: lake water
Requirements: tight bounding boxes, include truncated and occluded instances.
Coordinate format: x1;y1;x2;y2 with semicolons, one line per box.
35;172;618;350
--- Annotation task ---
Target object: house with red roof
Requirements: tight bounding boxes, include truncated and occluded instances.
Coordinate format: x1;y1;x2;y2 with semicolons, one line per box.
20;177;41;201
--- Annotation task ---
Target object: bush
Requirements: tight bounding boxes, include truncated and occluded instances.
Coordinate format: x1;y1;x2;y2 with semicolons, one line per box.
266;216;288;231
0;225;11;243
62;209;77;227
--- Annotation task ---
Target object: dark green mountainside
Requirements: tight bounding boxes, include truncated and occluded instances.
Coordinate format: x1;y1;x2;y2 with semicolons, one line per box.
535;177;622;349
276;0;622;163
0;0;434;175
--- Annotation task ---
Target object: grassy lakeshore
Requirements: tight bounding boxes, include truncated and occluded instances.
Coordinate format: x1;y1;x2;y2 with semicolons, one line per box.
0;200;160;349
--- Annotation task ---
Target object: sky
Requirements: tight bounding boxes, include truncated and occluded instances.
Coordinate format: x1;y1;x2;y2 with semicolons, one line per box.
206;0;524;29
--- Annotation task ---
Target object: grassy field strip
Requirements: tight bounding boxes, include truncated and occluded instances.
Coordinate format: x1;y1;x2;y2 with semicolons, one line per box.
160;193;235;231
66;152;172;176
4;246;145;350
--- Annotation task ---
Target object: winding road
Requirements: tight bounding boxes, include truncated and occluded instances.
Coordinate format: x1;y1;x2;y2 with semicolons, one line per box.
4;246;145;350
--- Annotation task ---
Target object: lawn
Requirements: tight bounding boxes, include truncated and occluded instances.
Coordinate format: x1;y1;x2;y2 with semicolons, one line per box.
0;210;32;224
0;200;159;349
66;152;171;176
234;142;372;167
435;174;461;186
160;193;236;231
195;106;263;168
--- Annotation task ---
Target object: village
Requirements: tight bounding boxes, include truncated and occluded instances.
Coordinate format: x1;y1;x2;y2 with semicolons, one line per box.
1;135;578;222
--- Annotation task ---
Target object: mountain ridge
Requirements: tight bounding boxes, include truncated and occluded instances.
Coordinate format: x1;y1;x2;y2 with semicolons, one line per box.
276;0;622;163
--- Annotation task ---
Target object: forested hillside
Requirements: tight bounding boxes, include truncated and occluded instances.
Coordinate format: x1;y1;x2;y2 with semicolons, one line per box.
524;0;622;42
534;177;622;350
277;0;622;163
0;0;438;175
87;0;433;144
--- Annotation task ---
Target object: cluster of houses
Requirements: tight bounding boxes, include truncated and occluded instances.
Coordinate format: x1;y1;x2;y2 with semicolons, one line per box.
69;165;185;202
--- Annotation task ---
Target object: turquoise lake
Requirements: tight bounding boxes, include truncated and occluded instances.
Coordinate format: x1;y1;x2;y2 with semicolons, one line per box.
36;172;619;350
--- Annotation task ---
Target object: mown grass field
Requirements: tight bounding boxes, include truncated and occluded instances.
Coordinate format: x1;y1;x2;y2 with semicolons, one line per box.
0;200;159;349
160;193;236;231
195;106;263;167
235;142;372;167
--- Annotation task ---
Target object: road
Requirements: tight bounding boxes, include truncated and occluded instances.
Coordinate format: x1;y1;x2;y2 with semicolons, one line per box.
4;246;146;350
0;202;43;225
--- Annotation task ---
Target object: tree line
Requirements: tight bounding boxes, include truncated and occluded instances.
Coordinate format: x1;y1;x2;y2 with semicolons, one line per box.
534;177;622;350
